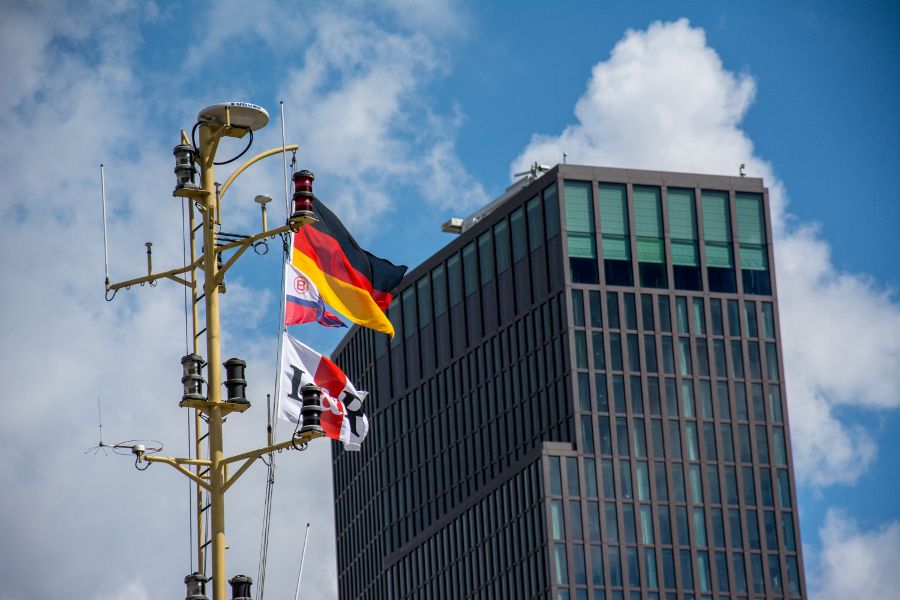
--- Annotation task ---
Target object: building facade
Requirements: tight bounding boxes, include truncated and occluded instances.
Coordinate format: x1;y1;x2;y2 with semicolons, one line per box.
331;164;806;600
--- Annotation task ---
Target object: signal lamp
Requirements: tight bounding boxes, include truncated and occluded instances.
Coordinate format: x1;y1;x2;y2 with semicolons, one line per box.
223;358;248;405
299;383;325;435
228;575;252;600
181;354;205;402
291;170;316;221
173;144;198;190
184;572;208;600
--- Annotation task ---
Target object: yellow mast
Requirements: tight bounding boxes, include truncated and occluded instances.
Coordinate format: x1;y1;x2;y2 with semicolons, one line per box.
106;103;323;600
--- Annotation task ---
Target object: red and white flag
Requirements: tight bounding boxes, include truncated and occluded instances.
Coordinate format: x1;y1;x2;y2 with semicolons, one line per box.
279;331;368;450
284;262;346;328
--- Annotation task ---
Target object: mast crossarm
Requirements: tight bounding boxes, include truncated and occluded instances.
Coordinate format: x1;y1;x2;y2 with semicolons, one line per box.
142;454;212;490
218;145;299;202
220;430;324;493
214;215;316;282
108;256;204;292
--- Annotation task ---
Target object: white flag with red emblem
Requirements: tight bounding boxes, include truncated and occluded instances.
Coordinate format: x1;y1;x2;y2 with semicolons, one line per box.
279;331;368;450
284;262;346;328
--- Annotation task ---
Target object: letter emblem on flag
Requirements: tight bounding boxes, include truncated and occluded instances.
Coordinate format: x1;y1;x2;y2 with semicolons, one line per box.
279;332;368;450
284;262;346;328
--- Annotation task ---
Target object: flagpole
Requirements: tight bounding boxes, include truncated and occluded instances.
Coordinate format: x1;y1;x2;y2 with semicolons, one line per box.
257;102;294;600
293;523;311;600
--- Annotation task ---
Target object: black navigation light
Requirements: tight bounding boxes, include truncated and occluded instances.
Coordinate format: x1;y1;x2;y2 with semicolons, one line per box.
173;144;198;190
181;354;205;402
300;383;325;435
223;358;248;405
184;572;208;600
228;574;252;600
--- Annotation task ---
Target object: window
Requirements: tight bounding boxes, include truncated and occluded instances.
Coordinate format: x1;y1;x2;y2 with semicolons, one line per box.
735;192;771;295
551;500;565;539
447;254;462;306
462;242;477;296
402;287;416;339
571;500;584;540
634;186;667;287
527;196;544;251
710;298;724;335
564;181;598;283
554;544;569;584
544;183;560;238
590;291;603;327
432;264;447;317
702;190;736;293
668;188;702;290
416;276;431;328
510;207;529;267
549;456;563;495
478;231;494;285
761;302;776;339
599;183;633;285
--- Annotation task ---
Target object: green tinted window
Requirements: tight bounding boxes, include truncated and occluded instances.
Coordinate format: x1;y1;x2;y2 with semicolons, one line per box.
740;246;768;271
736;193;768;271
634;186;664;263
706;244;734;268
565;181;594;233
735;193;765;245
669;188;699;266
564;181;597;260
599;183;631;260
702;191;732;243
599;183;628;236
569;234;597;258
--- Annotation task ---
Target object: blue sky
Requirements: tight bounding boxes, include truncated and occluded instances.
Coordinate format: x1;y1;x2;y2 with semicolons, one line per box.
1;1;898;599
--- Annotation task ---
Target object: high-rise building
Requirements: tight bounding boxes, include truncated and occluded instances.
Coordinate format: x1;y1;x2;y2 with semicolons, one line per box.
331;164;806;599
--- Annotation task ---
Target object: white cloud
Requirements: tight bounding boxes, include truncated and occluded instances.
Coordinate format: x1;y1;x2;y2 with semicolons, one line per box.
512;18;900;487
279;10;487;229
810;510;900;599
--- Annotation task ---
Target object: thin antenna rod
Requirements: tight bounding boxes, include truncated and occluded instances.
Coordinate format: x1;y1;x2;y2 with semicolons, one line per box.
280;101;291;219
96;396;103;443
293;523;311;600
100;164;110;287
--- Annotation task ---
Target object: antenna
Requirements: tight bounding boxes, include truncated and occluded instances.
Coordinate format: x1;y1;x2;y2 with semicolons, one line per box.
740;163;746;177
100;164;110;289
281;101;291;219
514;161;552;181
293;523;311;600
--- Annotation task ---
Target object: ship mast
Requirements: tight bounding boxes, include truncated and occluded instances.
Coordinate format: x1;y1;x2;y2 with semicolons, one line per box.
104;102;327;600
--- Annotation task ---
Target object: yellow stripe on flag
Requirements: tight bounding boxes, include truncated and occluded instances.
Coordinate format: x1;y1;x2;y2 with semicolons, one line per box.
292;250;395;337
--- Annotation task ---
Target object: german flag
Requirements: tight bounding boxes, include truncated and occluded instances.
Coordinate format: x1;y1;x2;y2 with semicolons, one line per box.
292;199;407;336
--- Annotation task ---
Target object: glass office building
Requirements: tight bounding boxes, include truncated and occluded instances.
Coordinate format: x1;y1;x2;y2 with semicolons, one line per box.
331;165;806;599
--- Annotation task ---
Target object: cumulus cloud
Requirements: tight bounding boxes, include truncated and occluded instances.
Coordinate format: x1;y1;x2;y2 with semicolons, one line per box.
279;9;487;229
810;510;900;599
512;18;900;487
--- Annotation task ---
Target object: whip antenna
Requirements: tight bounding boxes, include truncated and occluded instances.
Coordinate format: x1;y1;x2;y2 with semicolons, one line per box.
293;523;311;600
100;164;110;288
280;101;291;219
